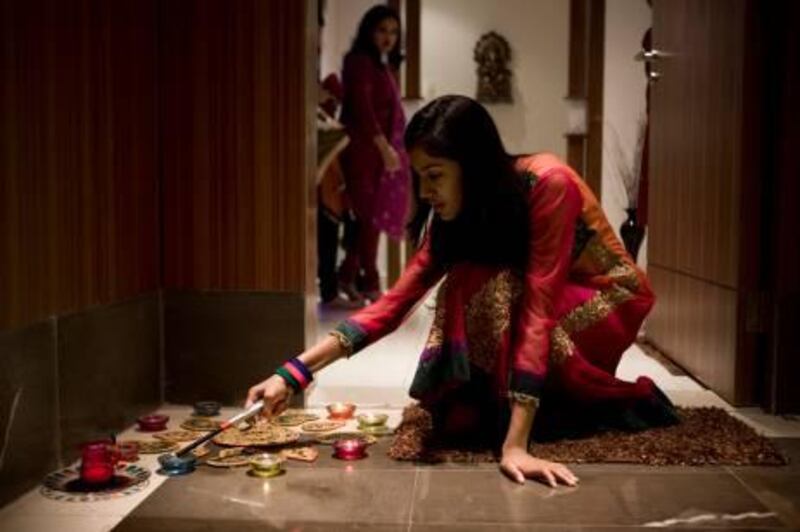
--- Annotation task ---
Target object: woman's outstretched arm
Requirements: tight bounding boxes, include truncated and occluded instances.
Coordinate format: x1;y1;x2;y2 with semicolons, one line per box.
246;236;444;417
245;335;346;417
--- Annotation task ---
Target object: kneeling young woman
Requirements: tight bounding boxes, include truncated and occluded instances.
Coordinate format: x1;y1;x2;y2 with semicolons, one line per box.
247;95;678;487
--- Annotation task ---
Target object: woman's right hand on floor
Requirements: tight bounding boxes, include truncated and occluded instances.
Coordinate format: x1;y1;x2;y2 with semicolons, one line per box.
245;375;292;418
500;446;579;487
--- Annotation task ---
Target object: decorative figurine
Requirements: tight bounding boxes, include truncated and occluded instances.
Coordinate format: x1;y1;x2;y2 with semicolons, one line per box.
474;32;513;103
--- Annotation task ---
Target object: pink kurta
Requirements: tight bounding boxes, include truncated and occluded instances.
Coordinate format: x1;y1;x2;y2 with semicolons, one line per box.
339;52;410;239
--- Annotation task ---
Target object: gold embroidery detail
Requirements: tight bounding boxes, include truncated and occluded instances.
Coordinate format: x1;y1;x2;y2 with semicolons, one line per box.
606;263;640;291
560;285;635;335
585;236;620;271
328;330;354;358
425;278;449;350
550;326;575;363
508;392;540;409
464;270;523;374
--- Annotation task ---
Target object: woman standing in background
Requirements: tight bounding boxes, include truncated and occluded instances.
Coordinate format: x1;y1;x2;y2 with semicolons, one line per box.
337;5;410;304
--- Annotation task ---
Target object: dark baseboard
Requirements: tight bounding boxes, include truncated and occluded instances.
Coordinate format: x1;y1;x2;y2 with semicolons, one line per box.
163;290;305;407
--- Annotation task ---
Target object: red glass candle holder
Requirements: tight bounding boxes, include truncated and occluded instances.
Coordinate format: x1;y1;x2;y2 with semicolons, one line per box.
80;441;115;485
332;438;367;461
137;414;169;432
326;402;356;420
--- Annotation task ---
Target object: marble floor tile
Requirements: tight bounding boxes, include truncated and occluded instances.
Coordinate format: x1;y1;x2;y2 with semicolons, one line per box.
411;468;783;528
0;513;122;532
115;467;417;529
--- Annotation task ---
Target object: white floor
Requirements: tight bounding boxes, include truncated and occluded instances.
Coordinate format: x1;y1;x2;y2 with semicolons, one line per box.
2;302;799;532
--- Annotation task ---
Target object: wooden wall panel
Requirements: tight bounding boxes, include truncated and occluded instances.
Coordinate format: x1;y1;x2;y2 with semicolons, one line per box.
1;0;159;330
647;0;757;404
648;265;737;402
648;0;742;287
160;0;312;293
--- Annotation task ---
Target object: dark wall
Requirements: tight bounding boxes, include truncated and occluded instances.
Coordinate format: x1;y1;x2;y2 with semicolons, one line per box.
0;0;160;331
159;0;313;293
0;0;315;506
0;0;162;507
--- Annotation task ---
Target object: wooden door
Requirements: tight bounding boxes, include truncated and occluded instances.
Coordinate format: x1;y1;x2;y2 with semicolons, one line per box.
646;0;762;405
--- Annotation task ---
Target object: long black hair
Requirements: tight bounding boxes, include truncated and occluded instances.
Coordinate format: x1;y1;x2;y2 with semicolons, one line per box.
348;5;404;70
405;95;530;270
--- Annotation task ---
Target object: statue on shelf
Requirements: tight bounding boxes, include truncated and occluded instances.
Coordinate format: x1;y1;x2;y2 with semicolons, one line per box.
474;32;512;103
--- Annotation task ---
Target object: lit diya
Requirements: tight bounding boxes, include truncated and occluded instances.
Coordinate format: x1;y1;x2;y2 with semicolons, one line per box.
248;453;285;478
332;438;368;461
356;413;388;428
326;402;356;420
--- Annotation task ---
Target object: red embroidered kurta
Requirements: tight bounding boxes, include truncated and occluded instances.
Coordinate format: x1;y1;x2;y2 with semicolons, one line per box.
333;154;668;427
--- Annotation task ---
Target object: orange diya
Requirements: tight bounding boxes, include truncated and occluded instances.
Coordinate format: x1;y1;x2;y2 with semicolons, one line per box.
326;402;356;420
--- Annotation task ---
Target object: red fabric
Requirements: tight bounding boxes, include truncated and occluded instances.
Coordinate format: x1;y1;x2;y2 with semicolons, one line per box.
510;171;583;385
343;154;656;405
345;236;444;343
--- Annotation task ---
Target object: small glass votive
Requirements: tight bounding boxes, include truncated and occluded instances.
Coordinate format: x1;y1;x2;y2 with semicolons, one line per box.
157;453;197;476
326;402;356;420
80;441;115;485
193;400;221;417
249;453;285;478
332;438;368;461
137;414;169;432
356;413;388;428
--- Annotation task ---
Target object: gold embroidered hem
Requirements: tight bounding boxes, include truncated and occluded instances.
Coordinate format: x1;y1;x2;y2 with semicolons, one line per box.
465;271;523;374
425;278;449;350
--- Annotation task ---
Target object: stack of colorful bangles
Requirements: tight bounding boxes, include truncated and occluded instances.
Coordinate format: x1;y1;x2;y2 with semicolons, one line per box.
275;358;313;392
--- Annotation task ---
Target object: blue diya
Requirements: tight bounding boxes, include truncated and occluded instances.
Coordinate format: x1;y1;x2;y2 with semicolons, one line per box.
157;453;197;476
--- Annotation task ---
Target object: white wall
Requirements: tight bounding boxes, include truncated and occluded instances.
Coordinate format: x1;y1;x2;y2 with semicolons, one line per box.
420;0;569;157
320;0;378;82
602;0;651;267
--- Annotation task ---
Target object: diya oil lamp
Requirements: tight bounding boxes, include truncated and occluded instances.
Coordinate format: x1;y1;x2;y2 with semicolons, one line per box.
248;453;285;478
157;453;197;476
193;400;221;417
326;402;356;420
137;414;169;432
356;413;388;428
332;438;368;461
79;440;116;485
